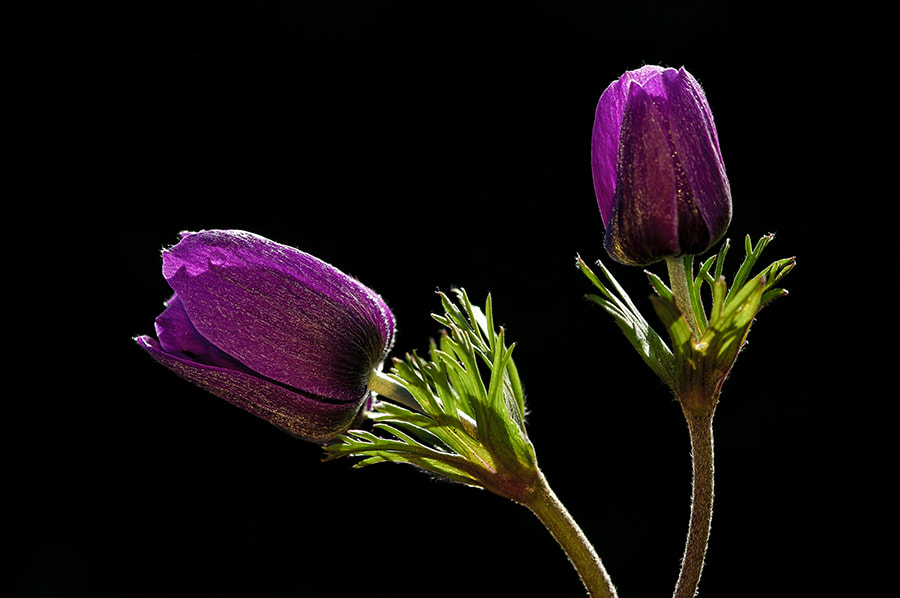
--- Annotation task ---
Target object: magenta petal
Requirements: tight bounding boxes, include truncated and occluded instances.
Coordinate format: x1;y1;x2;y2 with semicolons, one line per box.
162;230;394;403
592;65;670;226
605;82;680;265
136;336;362;443
155;295;249;371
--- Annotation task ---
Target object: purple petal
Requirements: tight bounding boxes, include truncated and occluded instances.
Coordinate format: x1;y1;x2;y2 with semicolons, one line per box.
592;65;668;225
162;230;394;403
605;81;680;265
667;68;732;244
135;336;363;443
155;294;249;371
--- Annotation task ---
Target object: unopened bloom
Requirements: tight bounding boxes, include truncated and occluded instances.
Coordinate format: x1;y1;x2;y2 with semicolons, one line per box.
591;65;732;266
136;229;395;443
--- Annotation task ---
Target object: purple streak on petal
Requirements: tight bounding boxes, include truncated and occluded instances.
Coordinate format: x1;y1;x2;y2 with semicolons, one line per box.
592;65;668;226
135;335;363;442
162;230;394;404
605;81;681;265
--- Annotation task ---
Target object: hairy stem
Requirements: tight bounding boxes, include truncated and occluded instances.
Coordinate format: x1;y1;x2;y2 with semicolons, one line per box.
673;410;715;598
666;256;698;337
522;469;618;598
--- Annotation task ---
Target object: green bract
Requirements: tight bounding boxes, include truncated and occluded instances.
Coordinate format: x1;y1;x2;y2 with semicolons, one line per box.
324;289;539;503
579;234;794;414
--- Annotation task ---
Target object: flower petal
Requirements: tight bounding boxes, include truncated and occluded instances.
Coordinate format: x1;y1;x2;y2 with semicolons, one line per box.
155;294;248;371
605;81;680;265
667;68;732;245
135;335;363;442
162;230;394;403
592;65;668;225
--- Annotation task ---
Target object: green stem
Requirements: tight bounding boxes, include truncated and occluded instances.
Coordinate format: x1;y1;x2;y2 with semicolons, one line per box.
666;256;698;338
522;469;618;598
673;410;715;598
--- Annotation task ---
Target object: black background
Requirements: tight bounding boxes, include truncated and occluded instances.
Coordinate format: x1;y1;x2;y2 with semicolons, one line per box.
14;2;881;597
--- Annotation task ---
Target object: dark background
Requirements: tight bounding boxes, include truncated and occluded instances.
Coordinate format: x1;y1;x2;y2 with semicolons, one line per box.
14;1;880;597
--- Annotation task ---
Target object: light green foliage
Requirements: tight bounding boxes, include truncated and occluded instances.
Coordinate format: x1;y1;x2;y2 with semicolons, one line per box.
324;289;539;501
576;255;676;385
579;234;794;412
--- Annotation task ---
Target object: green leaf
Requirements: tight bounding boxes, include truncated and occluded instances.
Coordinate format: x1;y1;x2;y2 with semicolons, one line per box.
323;289;539;502
662;302;693;348
582;234;794;417
645;269;672;301
578;255;675;385
726;234;772;304
713;238;731;282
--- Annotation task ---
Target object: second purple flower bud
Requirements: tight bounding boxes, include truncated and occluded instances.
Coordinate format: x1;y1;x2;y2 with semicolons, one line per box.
591;65;732;266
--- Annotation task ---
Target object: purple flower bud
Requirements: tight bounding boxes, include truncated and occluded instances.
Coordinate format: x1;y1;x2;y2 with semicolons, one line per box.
591;65;732;266
136;230;395;443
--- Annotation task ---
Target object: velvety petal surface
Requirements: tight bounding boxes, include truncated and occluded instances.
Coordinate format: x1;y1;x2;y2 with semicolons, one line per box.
667;69;732;247
162;230;394;403
605;81;681;265
155;294;249;372
135;336;362;442
591;65;669;226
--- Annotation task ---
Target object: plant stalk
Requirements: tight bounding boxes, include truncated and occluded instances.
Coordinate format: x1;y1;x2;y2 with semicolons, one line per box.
673;410;715;598
666;256;698;337
522;469;618;598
